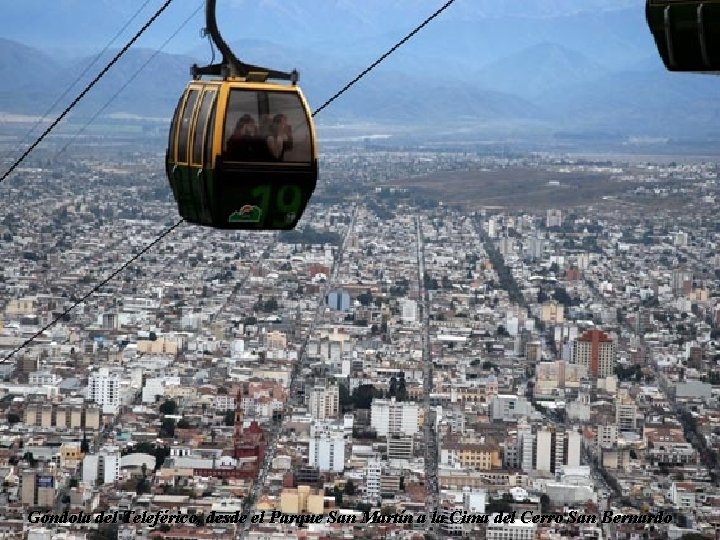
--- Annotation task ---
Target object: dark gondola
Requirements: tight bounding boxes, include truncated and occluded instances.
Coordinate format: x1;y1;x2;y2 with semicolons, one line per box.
166;0;318;230
646;0;720;72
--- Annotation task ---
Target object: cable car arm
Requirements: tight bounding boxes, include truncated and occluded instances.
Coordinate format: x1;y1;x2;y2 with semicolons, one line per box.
200;0;297;82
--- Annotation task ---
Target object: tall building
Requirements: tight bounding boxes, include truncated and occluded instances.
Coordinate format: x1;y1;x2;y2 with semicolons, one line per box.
371;398;419;437
572;329;615;379
533;427;582;474
518;419;534;473
20;470;56;507
87;367;121;414
326;290;351;312
365;461;382;502
308;423;345;473
546;209;563;228
671;268;693;295
616;391;638;432
541;302;565;324
400;299;418;323
82;447;120;486
308;384;340;421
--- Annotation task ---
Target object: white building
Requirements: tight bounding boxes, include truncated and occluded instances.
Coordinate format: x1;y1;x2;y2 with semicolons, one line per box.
487;516;536;540
308;384;340;421
370;398;419;437
400;299;418;323
490;395;532;422
87;368;121;414
365;461;382;502
546;209;563;228
536;428;552;472
82;447;120;486
308;423;345;473
518;419;534;473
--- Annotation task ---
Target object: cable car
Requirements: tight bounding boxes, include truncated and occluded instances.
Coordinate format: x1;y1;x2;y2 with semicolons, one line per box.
166;0;318;230
646;0;720;72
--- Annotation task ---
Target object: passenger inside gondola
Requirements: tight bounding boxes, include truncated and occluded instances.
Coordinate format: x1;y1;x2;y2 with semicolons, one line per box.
265;114;293;161
226;114;261;160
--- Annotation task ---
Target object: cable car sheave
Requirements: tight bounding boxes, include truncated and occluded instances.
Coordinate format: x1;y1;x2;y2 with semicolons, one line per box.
646;0;720;72
166;0;318;230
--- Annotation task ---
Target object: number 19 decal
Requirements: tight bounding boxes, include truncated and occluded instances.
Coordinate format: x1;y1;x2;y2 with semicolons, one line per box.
249;184;304;227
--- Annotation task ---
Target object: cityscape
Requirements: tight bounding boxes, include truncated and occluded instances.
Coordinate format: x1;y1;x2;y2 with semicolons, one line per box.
0;140;718;540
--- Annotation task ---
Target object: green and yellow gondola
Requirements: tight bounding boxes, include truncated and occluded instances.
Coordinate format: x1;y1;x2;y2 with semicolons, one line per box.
166;0;318;230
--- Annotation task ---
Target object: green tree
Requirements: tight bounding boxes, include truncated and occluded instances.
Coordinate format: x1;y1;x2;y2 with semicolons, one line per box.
351;385;382;409
224;410;236;426
334;486;343;506
396;377;408;401
388;377;397;398
339;383;352;412
344;480;356;496
159;399;177;416
159;418;176;438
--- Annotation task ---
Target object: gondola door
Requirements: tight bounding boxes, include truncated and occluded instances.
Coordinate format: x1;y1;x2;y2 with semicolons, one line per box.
188;86;218;225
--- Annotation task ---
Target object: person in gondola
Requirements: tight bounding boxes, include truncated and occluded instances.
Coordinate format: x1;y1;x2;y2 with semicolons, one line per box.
226;114;259;160
265;114;293;161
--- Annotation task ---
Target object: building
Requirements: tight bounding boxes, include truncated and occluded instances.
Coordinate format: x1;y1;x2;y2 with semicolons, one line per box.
370;398;419;437
82;447;120;486
490;395;532;422
440;437;502;470
572;329;615;379
24;402;101;430
546;209;563;228
308;423;345;473
87;367;121;414
541;302;565;324
487;516;536;540
400;299;418;323
387;435;414;461
20;470;55;507
308;384;340;421
279;486;324;514
616;391;638;432
365;461;382;502
326;290;351;312
518;419;534;473
265;330;287;350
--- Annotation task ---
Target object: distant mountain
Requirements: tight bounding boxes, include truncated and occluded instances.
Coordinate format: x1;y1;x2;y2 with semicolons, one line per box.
476;43;608;98
2;0;720;141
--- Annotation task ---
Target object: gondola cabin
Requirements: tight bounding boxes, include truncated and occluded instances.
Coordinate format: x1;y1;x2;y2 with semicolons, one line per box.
647;0;720;72
166;77;318;230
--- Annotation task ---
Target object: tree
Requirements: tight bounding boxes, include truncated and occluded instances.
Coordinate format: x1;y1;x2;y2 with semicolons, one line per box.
159;399;177;416
159;418;176;438
388;377;397;398
334;486;343;506
177;419;191;429
351;385;382;409
6;413;19;424
338;383;352;412
224;410;236;426
344;480;356;496
540;494;551;513
396;377;408;401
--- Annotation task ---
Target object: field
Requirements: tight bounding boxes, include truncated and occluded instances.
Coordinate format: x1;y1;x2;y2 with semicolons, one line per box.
387;166;630;210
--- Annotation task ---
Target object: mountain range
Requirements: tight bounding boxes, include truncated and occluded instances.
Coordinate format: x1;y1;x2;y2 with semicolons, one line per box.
1;1;720;143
